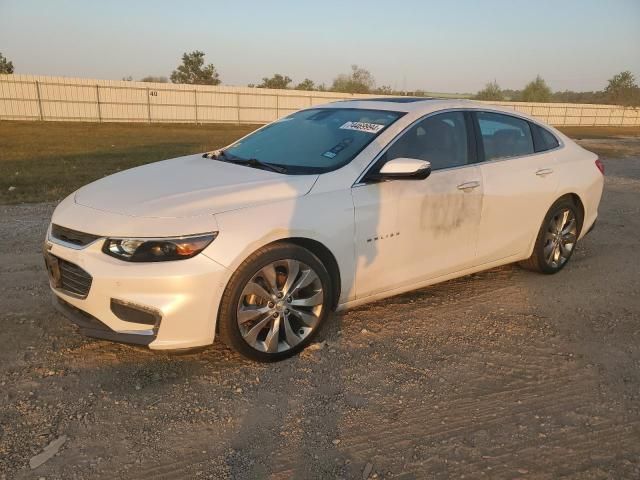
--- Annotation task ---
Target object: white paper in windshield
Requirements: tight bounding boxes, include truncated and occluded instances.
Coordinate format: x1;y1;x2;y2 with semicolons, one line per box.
339;121;385;134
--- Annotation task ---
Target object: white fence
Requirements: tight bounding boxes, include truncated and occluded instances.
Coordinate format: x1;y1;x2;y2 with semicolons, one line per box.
1;74;639;126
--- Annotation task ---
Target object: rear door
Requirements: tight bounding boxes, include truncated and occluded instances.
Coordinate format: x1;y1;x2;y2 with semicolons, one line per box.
473;111;560;264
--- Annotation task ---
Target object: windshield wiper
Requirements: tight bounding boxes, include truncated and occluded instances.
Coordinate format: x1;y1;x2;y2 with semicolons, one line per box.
205;150;287;174
240;157;288;174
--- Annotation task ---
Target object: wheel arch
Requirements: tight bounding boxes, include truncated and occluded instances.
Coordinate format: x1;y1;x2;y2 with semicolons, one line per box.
272;237;342;310
216;234;343;318
525;192;586;259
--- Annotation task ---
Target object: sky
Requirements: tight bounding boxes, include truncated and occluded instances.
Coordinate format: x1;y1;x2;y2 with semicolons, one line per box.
1;0;639;93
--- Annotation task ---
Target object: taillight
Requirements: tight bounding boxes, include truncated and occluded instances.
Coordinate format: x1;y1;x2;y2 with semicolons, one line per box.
595;158;605;175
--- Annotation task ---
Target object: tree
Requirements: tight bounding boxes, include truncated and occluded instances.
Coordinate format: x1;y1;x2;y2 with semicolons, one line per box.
257;74;292;89
170;51;220;85
331;65;375;94
475;80;504;101
373;85;393;95
141;76;168;83
520;75;552;102
0;52;14;74
121;75;133;81
551;89;606;104
604;71;640;106
500;89;521;101
295;78;316;91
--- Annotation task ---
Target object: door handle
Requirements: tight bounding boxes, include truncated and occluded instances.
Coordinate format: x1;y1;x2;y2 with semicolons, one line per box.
457;181;481;192
536;168;554;177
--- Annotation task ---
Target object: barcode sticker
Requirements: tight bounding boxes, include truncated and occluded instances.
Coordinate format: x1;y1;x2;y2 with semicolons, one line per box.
339;121;385;134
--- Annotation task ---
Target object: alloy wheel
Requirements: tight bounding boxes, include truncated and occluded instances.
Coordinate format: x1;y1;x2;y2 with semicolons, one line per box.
236;259;324;353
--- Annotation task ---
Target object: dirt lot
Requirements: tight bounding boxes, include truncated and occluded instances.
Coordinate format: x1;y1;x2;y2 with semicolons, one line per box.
1;134;639;479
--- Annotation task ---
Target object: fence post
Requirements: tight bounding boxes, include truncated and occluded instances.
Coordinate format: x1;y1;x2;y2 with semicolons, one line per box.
546;105;551;123
146;87;151;123
236;92;241;125
620;107;626;126
96;85;102;122
275;94;280;120
194;89;198;124
35;81;44;121
309;95;313;107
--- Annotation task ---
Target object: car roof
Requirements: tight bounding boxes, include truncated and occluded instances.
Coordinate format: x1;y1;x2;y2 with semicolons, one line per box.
317;97;515;116
348;97;439;103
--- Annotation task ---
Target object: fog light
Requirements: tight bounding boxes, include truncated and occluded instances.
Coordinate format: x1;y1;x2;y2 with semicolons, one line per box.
110;299;161;326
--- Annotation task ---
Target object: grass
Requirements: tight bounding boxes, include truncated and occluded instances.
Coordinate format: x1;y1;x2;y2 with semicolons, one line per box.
0;121;258;204
557;126;640;139
1;121;638;204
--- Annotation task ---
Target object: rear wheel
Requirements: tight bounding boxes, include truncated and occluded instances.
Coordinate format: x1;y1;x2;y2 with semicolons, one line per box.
519;197;581;274
218;243;332;362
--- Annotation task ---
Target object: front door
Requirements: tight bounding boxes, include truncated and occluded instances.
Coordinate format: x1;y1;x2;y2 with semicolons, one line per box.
352;110;483;299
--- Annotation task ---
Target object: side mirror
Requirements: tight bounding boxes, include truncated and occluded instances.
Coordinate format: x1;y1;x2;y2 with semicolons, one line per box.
370;158;432;181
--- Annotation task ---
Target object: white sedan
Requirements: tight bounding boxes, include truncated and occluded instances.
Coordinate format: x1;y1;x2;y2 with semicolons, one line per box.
44;98;604;361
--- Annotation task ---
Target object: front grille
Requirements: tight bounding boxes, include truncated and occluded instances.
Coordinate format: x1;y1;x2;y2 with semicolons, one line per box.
51;224;101;247
58;258;93;298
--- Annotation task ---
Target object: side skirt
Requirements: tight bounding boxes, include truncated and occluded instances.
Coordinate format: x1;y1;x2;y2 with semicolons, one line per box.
335;253;523;313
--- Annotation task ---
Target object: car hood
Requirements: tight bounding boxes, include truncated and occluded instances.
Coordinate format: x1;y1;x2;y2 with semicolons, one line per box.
74;154;318;218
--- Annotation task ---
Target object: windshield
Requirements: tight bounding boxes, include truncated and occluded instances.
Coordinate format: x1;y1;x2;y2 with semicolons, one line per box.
222;108;404;174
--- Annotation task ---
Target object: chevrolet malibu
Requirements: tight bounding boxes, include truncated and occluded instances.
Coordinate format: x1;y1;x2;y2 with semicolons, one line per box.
44;98;604;361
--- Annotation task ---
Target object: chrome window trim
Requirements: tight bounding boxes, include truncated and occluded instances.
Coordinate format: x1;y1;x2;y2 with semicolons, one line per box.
352;107;565;187
472;144;563;167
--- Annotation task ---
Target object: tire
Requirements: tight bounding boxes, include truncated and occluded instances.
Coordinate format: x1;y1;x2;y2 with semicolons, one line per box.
519;197;582;274
217;242;333;362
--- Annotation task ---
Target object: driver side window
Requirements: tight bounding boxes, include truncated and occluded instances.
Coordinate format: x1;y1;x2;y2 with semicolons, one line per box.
384;111;470;171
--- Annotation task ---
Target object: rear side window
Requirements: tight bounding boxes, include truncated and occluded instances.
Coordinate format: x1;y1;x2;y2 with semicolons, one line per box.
477;112;534;161
530;123;560;152
384;111;470;171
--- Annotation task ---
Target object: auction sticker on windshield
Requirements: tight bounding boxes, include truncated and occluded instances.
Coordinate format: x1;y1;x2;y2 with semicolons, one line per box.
339;121;385;134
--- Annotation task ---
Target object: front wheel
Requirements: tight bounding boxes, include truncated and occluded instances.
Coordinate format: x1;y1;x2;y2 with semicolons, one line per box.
217;243;333;362
519;198;582;274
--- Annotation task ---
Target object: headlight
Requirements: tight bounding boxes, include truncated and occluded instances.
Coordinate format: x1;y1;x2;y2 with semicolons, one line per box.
102;233;218;262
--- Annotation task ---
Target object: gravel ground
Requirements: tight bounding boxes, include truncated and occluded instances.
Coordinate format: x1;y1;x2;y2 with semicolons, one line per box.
1;138;639;479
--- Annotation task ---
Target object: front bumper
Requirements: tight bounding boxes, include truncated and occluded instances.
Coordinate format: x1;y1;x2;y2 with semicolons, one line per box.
53;295;159;346
45;234;231;350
